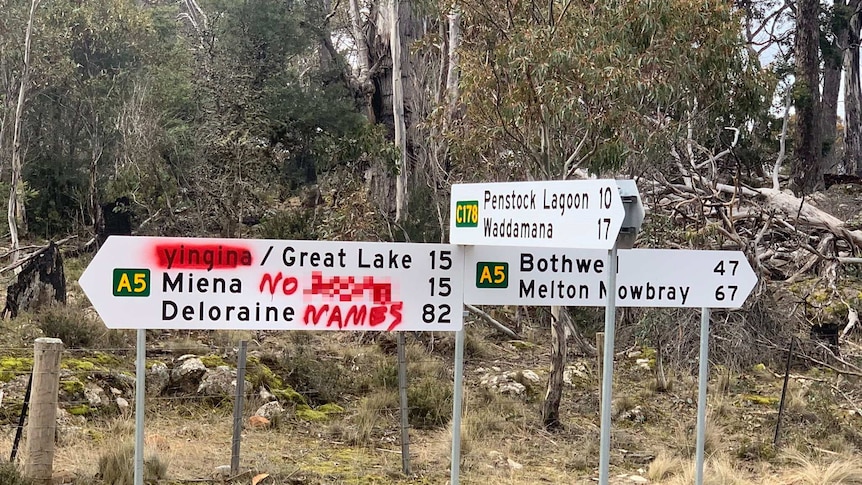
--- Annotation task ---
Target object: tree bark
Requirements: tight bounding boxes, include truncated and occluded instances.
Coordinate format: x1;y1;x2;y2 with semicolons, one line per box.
792;0;824;193
844;5;862;175
8;0;39;261
822;34;843;172
348;0;376;122
542;305;565;429
390;0;407;222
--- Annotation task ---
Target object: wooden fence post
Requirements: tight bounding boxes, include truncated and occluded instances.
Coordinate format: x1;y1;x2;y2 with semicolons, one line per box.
25;337;63;484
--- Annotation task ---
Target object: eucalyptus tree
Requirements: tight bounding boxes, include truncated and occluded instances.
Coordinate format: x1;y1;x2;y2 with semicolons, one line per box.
453;0;769;428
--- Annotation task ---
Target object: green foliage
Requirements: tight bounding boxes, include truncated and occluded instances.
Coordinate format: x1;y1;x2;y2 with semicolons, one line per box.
407;376;453;429
0;461;33;485
35;305;104;349
279;349;356;405
455;0;770;179
0;357;32;383
256;209;319;240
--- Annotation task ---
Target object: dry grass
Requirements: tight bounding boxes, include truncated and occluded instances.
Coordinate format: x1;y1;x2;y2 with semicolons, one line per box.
665;456;751;484
344;389;399;446
611;394;637;419
647;451;684;482
778;450;862;484
97;442;168;485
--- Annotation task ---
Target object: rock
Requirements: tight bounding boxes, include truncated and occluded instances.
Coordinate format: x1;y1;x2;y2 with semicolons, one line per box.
563;363;591;385
259;386;275;402
499;382;527;396
635;358;651;370
55;408;86;446
619;405;646;423
480;372;528;397
116;397;130;413
248;415;271;428
212;465;232;481
147;362;170;396
197;366;249;399
520;370;541;384
255;401;285;421
170;358;206;394
59;377;85;403
110;387;122;396
507;458;523;470
84;384;106;408
629;476;648;483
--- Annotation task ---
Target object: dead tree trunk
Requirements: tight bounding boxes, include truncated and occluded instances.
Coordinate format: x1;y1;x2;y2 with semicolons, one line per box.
542;305;565;429
3;242;66;318
844;6;862;175
792;0;824;193
8;0;40;261
390;0;407;223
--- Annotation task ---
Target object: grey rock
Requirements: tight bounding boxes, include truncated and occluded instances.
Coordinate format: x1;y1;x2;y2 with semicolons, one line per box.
198;366;251;398
171;358;206;394
255;401;285;421
147;362;170;396
84;384;106;408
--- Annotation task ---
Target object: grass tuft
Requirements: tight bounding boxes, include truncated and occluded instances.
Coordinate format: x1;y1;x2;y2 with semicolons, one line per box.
97;442;168;485
647;451;683;481
0;461;33;485
780;450;862;484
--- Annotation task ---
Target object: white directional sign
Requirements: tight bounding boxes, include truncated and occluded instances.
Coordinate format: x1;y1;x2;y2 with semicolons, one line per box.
79;236;464;331
464;247;757;308
450;179;625;249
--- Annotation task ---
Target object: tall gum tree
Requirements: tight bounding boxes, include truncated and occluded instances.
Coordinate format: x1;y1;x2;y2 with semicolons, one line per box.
454;0;769;428
792;0;823;193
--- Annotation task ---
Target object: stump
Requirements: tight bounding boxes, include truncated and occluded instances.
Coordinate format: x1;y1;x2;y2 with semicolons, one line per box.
3;242;66;318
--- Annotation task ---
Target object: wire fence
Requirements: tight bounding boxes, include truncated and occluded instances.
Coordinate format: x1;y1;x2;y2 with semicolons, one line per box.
0;321;860;482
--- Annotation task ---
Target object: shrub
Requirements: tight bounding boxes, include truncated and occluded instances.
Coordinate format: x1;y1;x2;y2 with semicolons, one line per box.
0;461;33;485
407;375;453;429
35;305;103;348
97;442;168;484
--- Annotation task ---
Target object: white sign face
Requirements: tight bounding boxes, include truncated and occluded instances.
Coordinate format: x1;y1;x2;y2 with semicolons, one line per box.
464;247;757;308
79;236;464;331
450;180;625;249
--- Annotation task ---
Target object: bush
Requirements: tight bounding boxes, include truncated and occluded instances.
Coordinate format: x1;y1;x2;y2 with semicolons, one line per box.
0;461;33;485
407;376;453;429
98;442;168;484
35;305;103;348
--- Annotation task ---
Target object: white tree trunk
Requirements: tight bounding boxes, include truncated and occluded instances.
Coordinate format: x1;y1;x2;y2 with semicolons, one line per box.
445;11;461;126
844;6;862;175
8;0;39;261
390;0;407;222
349;0;376;122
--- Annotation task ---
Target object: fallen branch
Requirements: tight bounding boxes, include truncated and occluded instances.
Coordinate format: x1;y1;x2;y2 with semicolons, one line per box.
466;304;519;338
0;236;77;275
840;305;859;342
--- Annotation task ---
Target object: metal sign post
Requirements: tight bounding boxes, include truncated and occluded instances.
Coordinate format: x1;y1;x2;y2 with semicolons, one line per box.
134;328;145;485
695;308;711;485
597;245;618;485
450;329;466;485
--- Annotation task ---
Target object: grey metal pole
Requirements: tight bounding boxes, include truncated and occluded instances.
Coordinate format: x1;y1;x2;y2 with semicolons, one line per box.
450;329;466;485
231;341;248;475
598;246;618;485
695;308;711;485
397;332;411;475
134;328;145;485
